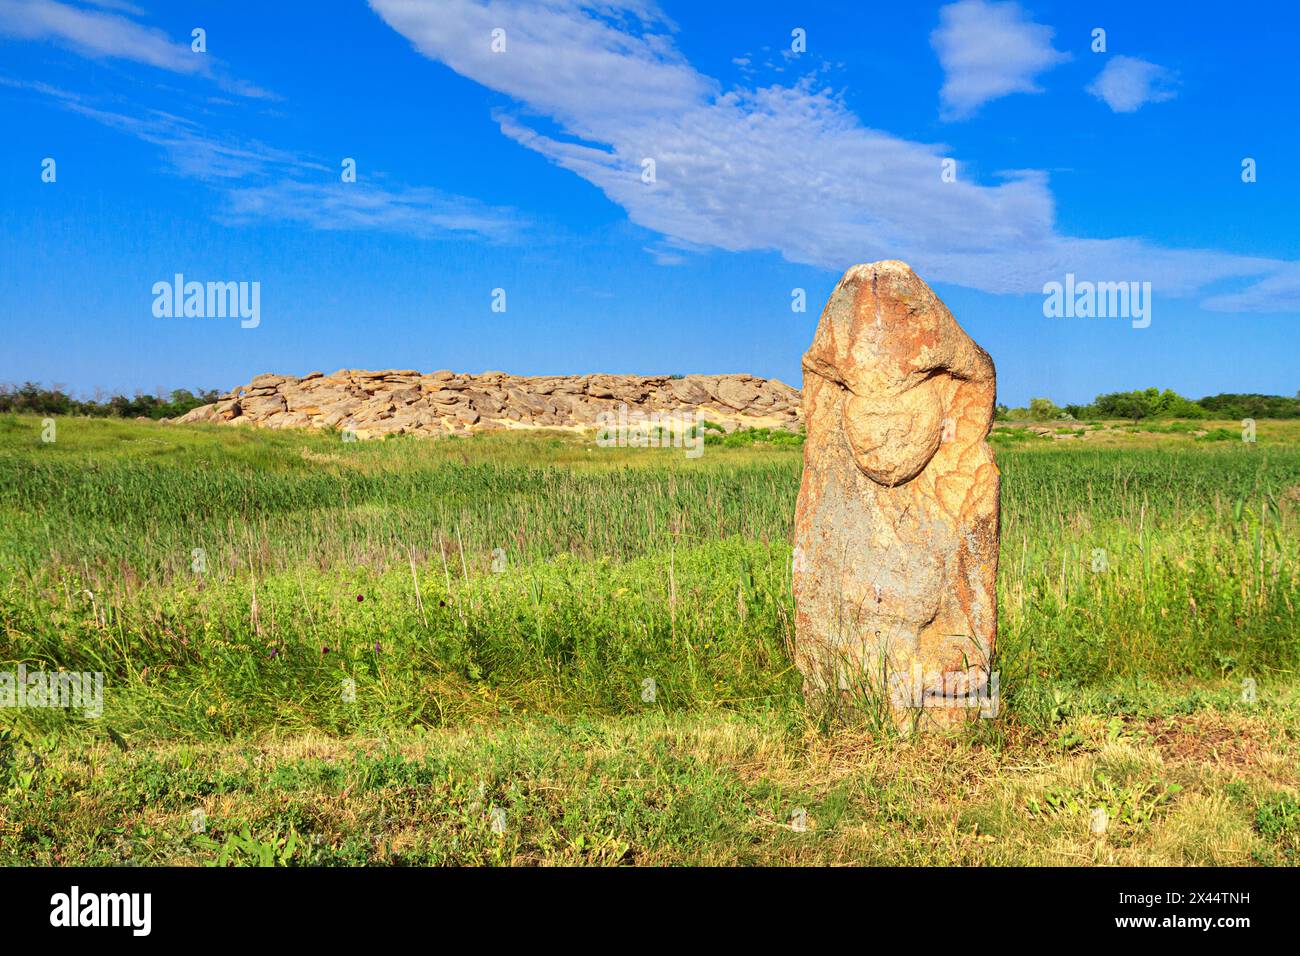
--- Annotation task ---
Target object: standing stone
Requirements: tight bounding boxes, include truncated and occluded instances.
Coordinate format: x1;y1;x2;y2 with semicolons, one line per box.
793;261;999;724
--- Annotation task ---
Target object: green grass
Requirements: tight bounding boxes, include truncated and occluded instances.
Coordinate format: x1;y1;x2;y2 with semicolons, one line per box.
704;425;805;448
1;414;1298;865
5;701;1296;865
989;426;1052;444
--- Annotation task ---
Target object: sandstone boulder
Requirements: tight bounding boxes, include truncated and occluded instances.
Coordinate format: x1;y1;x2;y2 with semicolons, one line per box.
715;377;760;410
667;377;708;404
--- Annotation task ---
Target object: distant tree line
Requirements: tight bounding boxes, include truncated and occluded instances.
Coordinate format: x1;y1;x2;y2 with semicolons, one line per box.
996;388;1300;423
0;382;219;419
5;381;1296;425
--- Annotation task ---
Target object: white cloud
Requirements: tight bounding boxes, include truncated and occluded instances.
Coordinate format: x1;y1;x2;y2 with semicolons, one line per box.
368;0;1298;313
1087;55;1178;113
370;0;709;133
0;0;195;72
0;0;274;97
930;0;1069;120
0;0;200;71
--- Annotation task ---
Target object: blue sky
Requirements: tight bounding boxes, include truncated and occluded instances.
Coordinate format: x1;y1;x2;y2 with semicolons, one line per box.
0;0;1296;406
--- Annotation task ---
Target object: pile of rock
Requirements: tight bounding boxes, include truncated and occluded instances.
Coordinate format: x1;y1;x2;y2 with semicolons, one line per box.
174;369;803;439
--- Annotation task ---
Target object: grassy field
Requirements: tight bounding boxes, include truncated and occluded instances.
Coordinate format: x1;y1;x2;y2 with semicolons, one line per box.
1;414;1298;865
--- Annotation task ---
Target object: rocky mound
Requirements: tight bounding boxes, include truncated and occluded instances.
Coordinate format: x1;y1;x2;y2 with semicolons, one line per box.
175;370;803;439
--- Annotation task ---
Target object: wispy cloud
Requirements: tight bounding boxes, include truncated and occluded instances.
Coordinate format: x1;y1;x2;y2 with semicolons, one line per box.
222;181;525;243
930;0;1069;120
369;0;1297;312
4;78;525;243
78;0;144;14
0;0;275;98
1087;55;1178;113
2;78;304;178
1201;264;1300;314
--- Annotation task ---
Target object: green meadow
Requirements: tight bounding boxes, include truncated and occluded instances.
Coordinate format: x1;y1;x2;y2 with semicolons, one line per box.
1;415;1298;865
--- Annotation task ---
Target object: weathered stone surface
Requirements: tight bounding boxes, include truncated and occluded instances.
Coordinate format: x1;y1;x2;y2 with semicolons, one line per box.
249;373;290;388
383;386;421;406
715;377;760;410
792;261;999;725
239;394;286;417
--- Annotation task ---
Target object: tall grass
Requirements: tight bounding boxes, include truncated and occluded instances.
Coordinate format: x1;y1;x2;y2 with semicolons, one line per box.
1;414;1297;741
0;418;795;583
